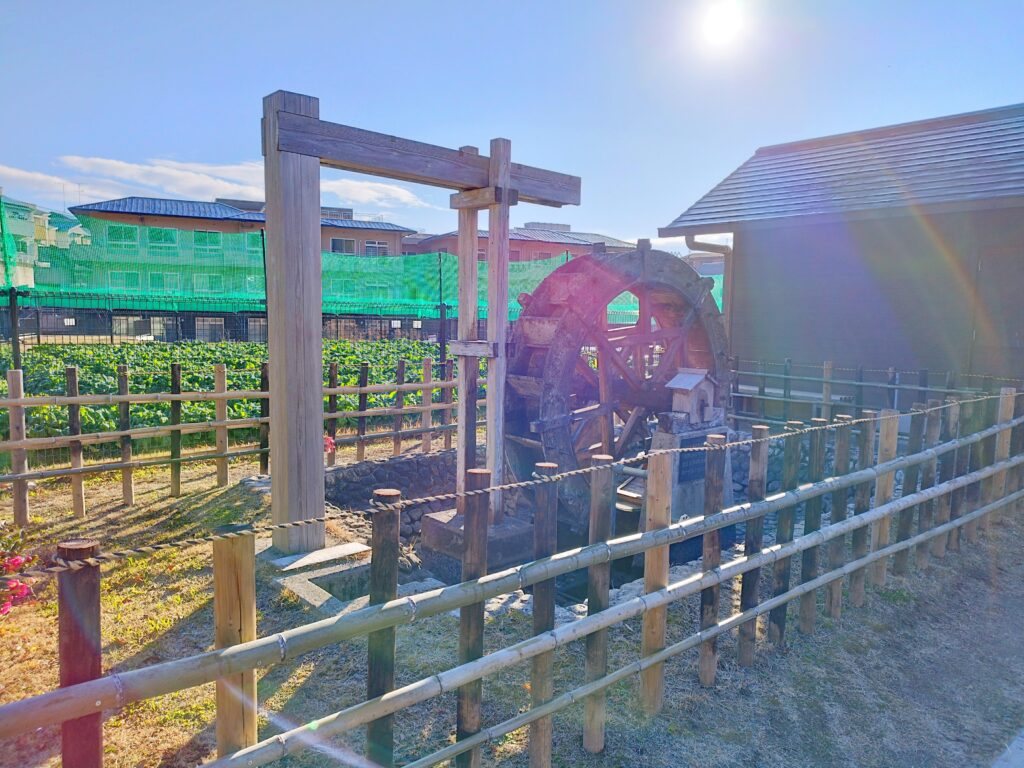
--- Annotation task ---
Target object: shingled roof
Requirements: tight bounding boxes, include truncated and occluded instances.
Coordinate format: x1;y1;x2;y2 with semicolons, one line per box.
660;102;1024;236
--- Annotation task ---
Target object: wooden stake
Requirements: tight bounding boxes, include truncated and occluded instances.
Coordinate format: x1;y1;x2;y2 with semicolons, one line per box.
893;406;925;575
768;421;802;645
915;401;942;566
781;358;792;421
170;363;182;498
442;359;454;451
990;388;1017;526
258;363;269;476
963;400;986;543
849;412;877;607
932;399;959;558
392;359;406;457
584;454;613;752
457;468;490;768
798;419;827;634
641;451;671;714
977;391;1000;535
738;425;769;666
214;364;229;486
66;367;85;518
117;365;134;506
825;416;852;619
213;533;257;756
326;362;338;467
7;369;29;526
821;361;833;421
420;359;433;454
356;361;369;462
368;488;401;767
529;462;558;768
699;435;726;685
58;539;102;768
869;409;899;586
854;366;865;420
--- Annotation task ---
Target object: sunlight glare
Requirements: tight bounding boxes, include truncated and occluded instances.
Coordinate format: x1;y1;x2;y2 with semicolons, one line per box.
699;0;746;53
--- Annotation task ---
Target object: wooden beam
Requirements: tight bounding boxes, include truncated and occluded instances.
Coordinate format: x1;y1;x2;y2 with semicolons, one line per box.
276;111;580;207
448;340;498;358
455;147;480;500
263;90;326;554
486;138;511;523
450;186;519;210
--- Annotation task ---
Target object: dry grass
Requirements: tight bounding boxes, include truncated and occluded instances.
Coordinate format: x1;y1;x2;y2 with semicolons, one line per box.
2;455;1024;767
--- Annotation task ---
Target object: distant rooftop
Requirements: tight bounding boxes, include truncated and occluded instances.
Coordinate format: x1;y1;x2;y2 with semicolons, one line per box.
661;102;1024;236
417;225;634;250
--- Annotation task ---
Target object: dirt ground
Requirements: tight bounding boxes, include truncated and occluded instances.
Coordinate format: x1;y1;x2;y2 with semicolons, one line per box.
2;444;1024;768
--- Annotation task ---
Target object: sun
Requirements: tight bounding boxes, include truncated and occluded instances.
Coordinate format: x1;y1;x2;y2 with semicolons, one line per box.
699;0;746;52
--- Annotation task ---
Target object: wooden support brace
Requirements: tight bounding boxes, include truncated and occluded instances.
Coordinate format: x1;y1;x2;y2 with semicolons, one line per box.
450;186;519;210
449;340;498;358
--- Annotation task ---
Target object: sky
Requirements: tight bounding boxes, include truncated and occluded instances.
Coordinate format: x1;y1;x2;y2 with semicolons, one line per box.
2;0;1022;249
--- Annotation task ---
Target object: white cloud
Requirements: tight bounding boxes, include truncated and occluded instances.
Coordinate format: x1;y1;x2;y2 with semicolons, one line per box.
0;164;145;209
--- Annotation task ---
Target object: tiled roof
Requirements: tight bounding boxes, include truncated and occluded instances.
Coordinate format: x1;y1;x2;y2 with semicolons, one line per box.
660;102;1024;236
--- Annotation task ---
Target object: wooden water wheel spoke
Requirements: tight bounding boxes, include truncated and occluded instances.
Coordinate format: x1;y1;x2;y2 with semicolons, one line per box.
613;406;648;459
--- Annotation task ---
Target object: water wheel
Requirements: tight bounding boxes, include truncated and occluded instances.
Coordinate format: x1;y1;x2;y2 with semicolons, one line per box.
504;246;729;538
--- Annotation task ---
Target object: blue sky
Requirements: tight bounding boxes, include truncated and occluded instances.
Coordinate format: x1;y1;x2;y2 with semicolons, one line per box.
2;0;1022;248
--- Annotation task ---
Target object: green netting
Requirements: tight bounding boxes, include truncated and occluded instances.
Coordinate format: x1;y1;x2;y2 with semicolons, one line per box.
0;203;722;321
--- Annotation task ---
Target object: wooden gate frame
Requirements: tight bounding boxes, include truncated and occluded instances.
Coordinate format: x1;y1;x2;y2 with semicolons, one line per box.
262;90;581;550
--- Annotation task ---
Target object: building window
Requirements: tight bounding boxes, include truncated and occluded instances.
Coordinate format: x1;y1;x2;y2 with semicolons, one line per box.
244;275;263;293
247;316;268;343
194;230;223;258
330;238;356;254
364;240;389;257
538;251;552;260
510;249;521;261
107;225;138;250
109;270;141;291
477;248;486;260
196;316;226;342
329;278;357;296
148;228;177;250
150;272;181;292
194;273;224;294
366;282;393;300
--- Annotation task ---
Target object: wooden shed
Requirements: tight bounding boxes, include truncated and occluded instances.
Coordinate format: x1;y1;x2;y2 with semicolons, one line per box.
659;103;1024;378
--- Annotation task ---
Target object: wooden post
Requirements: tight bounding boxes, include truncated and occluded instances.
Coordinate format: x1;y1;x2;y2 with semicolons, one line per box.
454;147;480;500
949;399;973;552
641;450;671;714
821;361;833;421
768;421;802;645
263;91;326;555
854;366;865;419
117;365;134;506
258;363;269;476
529;462;558;768
9;287;21;371
932;399;959;558
58;539;102;768
849;413;877;607
757;360;767;419
738;425;769;666
214;364;229;486
915;400;942;566
699;435;726;686
893;406;925;576
213;533;257;756
7;368;28;526
442;359;454;451
170;363;182;497
869;409;899;586
963;399;986;544
584;454;613;752
392;359;406;457
781;358;792;421
356;361;369;462
457;468;490;768
421;359;433;454
825;415;853;619
990;388;1017;526
66;367;86;518
798;419;828;634
486;137;512;521
886;367;898;410
368;488;401;767
326;362;338;467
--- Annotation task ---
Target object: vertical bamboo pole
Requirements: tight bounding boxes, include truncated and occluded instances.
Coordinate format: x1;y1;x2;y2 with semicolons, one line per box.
757;360;767;419
825;415;852;619
914;400;943;567
368;488;401;767
917;368;929;404
356;361;369;462
932;399;959;558
529;462;558;768
641;450;671;714
7;369;28;525
781;358;792;421
869;409;899;586
170;363;182;497
976;390;1000;535
392;360;406;457
442;359;454;451
457;468;490;768
1011;393;1024;514
117;365;134;506
584;454;613;752
893;406;926;575
963;399;986;543
421;359;433;454
990;388;1017;526
949;399;973;552
58;539;102;768
886;367;897;410
326;362;338;467
66;367;85;518
258;363;269;476
854;366;865;419
849;413;877;607
214;364;229;486
821;361;833;421
798;419;827;634
213;533;257;756
768;421;802;645
699;435;726;686
738;425;769;666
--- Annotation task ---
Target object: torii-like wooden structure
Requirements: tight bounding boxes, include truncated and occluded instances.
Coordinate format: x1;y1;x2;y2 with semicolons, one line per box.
262;91;580;553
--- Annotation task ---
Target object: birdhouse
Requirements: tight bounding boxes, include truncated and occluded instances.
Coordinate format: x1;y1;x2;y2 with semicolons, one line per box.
666;368;718;423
